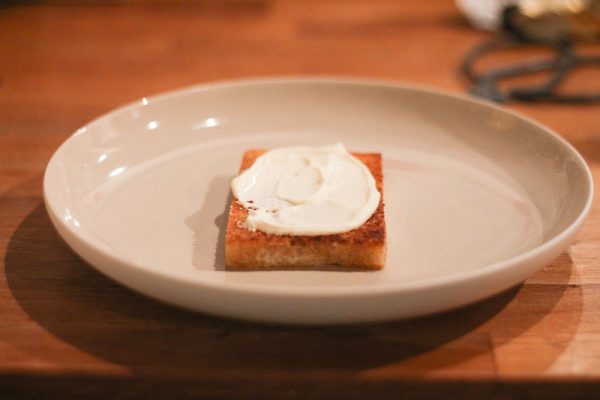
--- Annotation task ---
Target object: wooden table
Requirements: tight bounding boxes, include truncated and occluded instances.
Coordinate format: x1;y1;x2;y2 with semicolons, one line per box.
1;1;599;398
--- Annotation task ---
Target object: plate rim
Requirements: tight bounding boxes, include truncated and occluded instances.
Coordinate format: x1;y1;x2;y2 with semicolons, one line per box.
43;76;595;298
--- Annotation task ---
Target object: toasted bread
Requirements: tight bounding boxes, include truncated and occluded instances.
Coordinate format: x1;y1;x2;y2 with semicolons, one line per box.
225;149;386;270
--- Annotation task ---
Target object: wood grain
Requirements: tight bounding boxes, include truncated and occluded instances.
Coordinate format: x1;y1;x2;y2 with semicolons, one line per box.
1;1;599;398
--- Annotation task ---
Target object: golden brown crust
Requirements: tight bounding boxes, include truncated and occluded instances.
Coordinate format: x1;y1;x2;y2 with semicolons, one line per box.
225;149;386;269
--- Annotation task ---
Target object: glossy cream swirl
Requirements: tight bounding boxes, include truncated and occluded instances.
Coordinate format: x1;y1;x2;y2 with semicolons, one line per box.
231;143;380;235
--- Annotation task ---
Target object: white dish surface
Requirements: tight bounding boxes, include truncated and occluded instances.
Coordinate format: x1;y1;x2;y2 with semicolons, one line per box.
44;78;593;324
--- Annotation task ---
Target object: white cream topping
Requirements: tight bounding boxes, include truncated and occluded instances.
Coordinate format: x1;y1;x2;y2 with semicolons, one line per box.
231;143;381;236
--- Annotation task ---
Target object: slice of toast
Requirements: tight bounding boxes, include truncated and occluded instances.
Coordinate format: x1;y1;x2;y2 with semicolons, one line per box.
225;149;386;270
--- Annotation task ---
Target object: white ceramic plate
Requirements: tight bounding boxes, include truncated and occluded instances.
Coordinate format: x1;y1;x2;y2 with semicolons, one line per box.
44;78;593;324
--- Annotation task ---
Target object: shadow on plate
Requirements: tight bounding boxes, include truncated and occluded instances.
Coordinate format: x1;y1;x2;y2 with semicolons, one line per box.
185;175;231;272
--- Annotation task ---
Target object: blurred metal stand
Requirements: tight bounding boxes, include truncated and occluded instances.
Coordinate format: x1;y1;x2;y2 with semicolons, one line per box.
460;0;600;103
